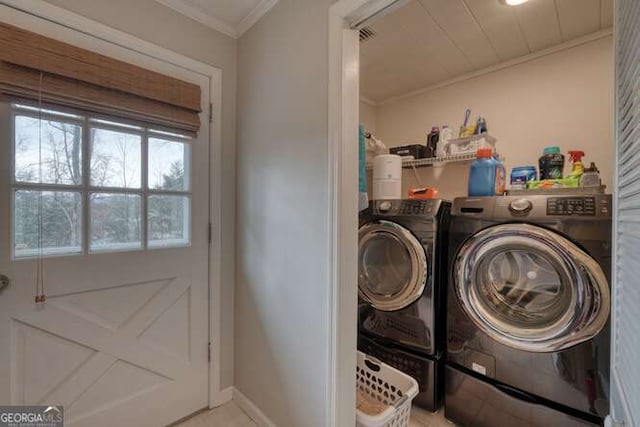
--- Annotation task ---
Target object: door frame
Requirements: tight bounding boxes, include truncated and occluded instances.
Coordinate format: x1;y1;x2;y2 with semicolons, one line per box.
0;0;227;409
327;0;402;425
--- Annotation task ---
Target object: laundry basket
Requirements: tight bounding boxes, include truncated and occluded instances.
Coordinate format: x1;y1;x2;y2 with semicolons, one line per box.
356;351;418;427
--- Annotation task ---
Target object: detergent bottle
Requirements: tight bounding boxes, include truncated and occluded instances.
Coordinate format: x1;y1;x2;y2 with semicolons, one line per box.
468;148;503;196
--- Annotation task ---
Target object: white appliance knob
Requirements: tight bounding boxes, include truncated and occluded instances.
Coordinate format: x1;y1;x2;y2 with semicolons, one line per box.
509;199;533;215
379;201;392;212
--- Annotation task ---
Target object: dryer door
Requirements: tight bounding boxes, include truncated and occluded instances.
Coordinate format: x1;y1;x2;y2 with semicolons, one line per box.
359;220;428;311
453;223;610;352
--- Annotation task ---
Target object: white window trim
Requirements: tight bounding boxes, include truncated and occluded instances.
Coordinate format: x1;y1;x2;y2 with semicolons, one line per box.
0;0;227;408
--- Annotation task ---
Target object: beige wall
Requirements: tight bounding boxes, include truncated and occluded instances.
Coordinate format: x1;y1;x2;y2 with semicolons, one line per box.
373;36;614;200
42;0;238;389
235;0;336;425
360;100;377;134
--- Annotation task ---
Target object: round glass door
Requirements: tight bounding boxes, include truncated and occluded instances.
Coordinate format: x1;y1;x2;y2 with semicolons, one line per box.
358;220;428;311
453;223;610;352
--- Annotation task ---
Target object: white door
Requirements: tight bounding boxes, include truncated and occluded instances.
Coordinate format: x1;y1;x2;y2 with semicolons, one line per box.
0;100;210;426
611;0;640;424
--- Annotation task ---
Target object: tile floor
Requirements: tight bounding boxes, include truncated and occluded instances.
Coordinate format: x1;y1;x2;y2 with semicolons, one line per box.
176;401;454;426
175;402;256;427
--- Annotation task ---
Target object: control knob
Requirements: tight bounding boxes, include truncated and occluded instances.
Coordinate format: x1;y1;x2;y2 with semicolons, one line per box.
378;201;392;212
509;198;533;215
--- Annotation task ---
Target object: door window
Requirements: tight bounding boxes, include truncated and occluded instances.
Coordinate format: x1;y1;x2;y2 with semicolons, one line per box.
454;223;609;352
11;103;192;258
359;220;427;311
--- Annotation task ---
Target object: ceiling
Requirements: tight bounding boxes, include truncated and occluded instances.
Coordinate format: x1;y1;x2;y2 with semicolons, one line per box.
360;0;613;104
156;0;278;38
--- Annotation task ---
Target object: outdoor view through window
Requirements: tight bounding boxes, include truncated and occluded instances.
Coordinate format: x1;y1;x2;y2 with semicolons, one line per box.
11;103;192;258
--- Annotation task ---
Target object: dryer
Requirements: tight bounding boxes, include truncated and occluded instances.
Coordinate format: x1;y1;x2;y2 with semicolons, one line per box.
446;195;611;427
358;199;450;411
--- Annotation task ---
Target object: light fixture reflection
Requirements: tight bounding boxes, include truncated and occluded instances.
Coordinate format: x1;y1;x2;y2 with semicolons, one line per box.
501;0;530;6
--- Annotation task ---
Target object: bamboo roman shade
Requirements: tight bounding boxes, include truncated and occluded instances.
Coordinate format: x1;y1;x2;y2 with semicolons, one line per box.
0;22;201;134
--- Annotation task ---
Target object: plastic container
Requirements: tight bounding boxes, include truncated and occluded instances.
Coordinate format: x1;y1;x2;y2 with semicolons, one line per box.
425;127;439;158
581;162;602;187
356;351;418;427
539;146;565;179
372;154;402;200
446;134;496;156
469;148;503;197
408;187;439;199
436;126;453;157
510;166;537;190
389;144;427;159
359;124;369;211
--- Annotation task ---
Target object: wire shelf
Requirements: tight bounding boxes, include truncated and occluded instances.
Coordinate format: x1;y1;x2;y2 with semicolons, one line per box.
365;152;478;170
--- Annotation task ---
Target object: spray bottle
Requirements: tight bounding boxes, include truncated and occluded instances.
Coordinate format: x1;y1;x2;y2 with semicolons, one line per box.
567;150;585;180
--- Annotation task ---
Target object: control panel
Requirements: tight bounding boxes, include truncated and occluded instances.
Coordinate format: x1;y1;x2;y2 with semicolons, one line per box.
546;197;599;216
373;199;437;216
483;194;611;219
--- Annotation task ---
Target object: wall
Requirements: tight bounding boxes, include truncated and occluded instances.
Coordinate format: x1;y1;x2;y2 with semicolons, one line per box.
360;100;377;134
41;0;238;389
373;35;614;200
235;0;335;425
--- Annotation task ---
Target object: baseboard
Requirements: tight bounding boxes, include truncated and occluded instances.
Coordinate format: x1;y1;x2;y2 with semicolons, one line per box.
211;386;234;407
232;387;276;427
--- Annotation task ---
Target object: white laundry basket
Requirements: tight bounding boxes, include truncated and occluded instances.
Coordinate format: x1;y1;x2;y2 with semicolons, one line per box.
356;351;418;427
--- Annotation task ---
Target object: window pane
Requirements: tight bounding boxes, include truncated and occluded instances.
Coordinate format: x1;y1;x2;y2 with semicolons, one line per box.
90;128;141;188
15;115;83;185
90;193;142;251
148;195;190;247
148;138;190;191
14;190;82;257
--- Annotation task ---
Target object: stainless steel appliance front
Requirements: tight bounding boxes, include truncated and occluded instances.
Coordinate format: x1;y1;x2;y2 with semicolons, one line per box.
446;195;612;425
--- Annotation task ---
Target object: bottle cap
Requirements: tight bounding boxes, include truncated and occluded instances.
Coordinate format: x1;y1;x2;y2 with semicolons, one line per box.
586;162;600;172
543;146;561;155
568;150;585;161
477;148;493;158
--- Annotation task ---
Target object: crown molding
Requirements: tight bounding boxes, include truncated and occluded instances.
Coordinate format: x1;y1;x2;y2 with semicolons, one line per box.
236;0;278;36
359;96;376;106
156;0;278;39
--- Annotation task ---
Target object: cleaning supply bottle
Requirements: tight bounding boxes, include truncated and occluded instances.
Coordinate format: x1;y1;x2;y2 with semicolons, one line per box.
468;148;502;196
436;125;453;157
426;126;439;158
476;116;488;134
581;162;602;187
358;124;369;211
567;150;585;180
539;146;565;179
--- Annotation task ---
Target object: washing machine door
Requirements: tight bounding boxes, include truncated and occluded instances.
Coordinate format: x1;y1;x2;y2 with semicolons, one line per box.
453;223;610;352
358;220;428;311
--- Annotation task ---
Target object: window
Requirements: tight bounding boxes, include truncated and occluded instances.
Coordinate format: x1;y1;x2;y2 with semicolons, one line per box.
11;104;191;258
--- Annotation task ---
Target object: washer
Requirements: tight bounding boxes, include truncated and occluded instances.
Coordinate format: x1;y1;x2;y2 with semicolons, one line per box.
358;198;450;411
446;195;611;427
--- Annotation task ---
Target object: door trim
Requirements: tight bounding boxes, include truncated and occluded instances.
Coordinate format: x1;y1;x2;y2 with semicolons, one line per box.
328;0;399;425
0;0;227;409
